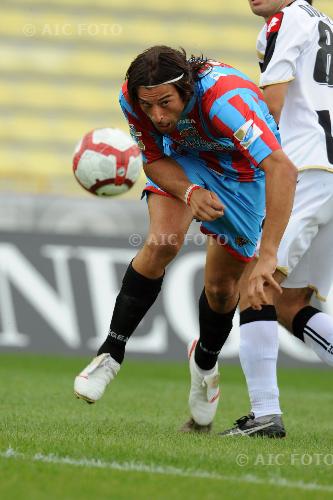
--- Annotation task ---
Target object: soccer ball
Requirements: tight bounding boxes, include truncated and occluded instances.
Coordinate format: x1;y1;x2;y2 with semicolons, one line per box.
73;128;143;196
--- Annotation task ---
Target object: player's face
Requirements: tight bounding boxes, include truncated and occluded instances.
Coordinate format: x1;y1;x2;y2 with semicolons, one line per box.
248;0;291;19
137;84;185;134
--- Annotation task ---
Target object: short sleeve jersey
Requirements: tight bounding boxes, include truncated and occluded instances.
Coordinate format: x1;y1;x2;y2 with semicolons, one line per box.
257;0;333;171
119;62;281;182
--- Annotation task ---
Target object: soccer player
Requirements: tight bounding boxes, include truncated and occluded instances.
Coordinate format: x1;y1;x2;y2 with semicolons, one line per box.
74;46;297;432
221;0;333;437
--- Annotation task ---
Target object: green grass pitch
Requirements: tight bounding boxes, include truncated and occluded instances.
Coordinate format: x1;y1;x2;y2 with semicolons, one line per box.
0;354;332;500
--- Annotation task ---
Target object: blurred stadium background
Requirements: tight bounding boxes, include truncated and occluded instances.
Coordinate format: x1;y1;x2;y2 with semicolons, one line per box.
1;0;333;362
0;0;307;196
1;0;332;195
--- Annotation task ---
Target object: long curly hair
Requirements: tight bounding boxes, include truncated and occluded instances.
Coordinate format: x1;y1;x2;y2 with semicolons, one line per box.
126;45;211;102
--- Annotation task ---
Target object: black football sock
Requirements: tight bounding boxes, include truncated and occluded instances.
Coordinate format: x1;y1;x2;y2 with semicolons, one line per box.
292;305;321;342
97;261;164;363
292;305;333;365
194;289;237;370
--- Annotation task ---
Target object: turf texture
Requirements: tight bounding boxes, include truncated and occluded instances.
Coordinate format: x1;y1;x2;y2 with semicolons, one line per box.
0;354;332;500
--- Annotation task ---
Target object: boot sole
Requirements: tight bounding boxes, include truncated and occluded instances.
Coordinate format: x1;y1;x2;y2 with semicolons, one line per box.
179;418;212;433
74;391;95;404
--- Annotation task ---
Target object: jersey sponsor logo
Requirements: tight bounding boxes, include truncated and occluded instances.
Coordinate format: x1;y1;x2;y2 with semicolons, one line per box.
235;236;250;248
174;135;230;151
179;126;197;138
266;12;283;37
176;124;232;151
178;118;196;124
233;120;263;149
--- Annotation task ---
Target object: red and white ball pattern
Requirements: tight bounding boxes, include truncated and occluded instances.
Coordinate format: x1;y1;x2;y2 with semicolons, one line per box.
73;128;142;196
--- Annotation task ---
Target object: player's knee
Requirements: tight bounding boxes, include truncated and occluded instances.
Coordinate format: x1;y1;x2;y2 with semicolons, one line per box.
205;278;239;309
144;233;184;266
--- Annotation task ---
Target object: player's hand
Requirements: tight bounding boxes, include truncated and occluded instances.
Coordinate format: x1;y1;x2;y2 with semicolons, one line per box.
189;189;224;221
247;255;282;310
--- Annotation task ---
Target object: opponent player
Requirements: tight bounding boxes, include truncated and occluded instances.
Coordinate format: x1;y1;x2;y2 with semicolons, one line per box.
221;0;333;437
74;46;297;432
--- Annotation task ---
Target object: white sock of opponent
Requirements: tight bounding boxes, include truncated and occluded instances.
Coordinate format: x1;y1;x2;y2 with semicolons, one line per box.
239;305;282;418
292;306;333;366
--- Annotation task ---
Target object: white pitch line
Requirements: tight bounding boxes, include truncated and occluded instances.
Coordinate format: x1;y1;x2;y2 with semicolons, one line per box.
1;448;333;493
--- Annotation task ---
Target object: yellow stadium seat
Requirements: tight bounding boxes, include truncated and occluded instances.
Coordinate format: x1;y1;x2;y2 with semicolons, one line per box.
1;0;332;195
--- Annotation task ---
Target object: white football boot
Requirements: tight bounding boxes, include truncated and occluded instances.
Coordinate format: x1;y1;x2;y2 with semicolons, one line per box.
74;353;120;404
182;339;220;431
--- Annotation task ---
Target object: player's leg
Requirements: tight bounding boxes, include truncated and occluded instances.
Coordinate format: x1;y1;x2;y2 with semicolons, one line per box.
228;218;313;436
277;290;333;366
196;236;245;367
222;170;294;436
239;262;283;418
182;237;247;431
220;267;286;437
74;193;193;403
181;166;266;431
233;171;329;422
97;193;193;360
276;218;333;367
243;265;284;412
224;171;333;436
275;171;333;365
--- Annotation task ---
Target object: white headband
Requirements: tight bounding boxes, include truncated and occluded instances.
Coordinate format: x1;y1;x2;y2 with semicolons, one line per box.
144;73;184;88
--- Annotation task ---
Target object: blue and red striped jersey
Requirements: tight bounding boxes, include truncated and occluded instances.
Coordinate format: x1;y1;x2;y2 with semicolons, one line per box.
119;61;281;182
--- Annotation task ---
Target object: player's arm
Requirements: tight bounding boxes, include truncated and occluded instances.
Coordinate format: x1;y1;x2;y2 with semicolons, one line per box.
262;82;289;124
259;149;297;257
248;149;297;309
206;89;297;307
144;158;224;221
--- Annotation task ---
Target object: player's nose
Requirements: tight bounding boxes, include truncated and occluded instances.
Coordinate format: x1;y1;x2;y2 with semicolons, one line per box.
150;106;164;124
